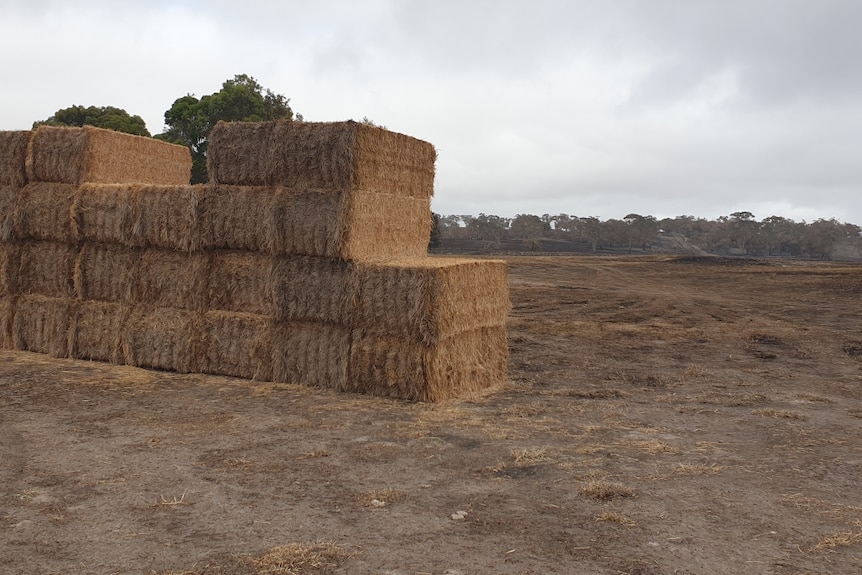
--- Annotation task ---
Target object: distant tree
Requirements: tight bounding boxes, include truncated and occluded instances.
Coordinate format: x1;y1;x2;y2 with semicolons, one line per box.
803;218;846;259
579;216;604;252
623;213;659;253
466;213;509;246
510;214;547;250
157;74;298;183
760;215;796;256
728;211;759;254
33;105;150;136
429;212;442;249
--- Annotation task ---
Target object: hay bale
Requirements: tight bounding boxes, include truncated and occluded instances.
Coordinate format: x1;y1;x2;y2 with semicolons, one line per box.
122;306;203;373
269;188;430;260
68;300;129;362
73;243;138;302
26;125;191;185
350;257;510;346
15;241;78;298
0;242;19;296
207;120;436;198
12;183;77;242
131;185;204;251
271;321;350;389
131;249;210;311
201;311;273;380
271;256;352;323
348;326;509;402
0;130;31;188
207;251;274;316
12;294;74;357
198;185;277;251
0;296;13;349
0;185;18;241
74;183;138;245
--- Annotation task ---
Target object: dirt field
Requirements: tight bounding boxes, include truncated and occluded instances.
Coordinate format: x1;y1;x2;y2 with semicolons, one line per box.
2;255;861;575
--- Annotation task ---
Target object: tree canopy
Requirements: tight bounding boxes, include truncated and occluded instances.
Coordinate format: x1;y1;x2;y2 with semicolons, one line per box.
33;105;150;136
156;74;298;183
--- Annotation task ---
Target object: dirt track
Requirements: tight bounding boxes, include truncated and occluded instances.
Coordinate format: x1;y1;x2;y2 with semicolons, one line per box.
2;255;861;574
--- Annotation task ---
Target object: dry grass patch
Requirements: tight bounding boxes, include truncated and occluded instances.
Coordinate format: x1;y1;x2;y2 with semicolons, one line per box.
594;511;637;527
812;522;862;552
696;391;769;407
357;489;407;508
751;408;807;420
629;439;680;455
252;542;352;574
579;480;637;501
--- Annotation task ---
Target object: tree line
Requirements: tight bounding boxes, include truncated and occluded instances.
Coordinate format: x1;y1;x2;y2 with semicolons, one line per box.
431;211;862;259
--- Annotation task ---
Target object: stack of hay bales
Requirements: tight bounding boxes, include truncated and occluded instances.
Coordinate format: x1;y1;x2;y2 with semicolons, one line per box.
0;121;509;401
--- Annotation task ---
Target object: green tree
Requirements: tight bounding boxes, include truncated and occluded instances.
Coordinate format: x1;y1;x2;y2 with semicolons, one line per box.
623;213;659;253
33;105;150;136
510;214;548;250
157;74;298;183
429;212;442;250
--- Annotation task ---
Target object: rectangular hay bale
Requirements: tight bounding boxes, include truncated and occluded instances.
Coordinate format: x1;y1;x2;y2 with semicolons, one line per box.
12;294;74;357
207;120;436;198
15;241;78;298
0;242;18;296
26;125;191;185
131;185;204;251
74;243;139;302
0;185;17;241
271;321;350;390
132;249;210;311
198;185;277;251
207;251;274;315
350;257;510;346
122;306;203;373
0;130;31;188
201;311;273;380
0;296;12;349
68;300;129;362
348;325;509;402
12;183;77;242
74;183;137;245
271;256;351;323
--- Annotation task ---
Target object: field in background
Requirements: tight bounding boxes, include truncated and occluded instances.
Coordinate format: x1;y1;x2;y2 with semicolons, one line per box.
2;255;861;574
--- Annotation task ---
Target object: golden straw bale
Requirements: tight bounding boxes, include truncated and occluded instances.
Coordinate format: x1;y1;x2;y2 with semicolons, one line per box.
271;256;351;323
0;130;31;188
12;294;74;357
12;183;77;242
201;311;273;380
350;257;510;345
74;183;138;245
15;241;78;298
207;120;436;198
132;249;210;311
131;185;204;251
269;188;430;260
348;325;509;402
73;243;139;302
0;185;18;241
0;296;12;349
122;306;203;373
207;251;274;316
271;321;350;390
25;125;191;185
198;185;278;251
68;300;129;363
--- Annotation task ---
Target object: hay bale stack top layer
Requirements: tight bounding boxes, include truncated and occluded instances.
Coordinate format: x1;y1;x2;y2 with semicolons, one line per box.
207;120;436;198
0;131;31;188
26;126;191;185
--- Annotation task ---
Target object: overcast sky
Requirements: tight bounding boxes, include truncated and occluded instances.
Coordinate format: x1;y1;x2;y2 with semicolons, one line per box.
2;0;861;224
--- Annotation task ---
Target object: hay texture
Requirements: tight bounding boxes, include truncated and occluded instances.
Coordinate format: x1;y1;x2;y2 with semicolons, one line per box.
73;243;138;302
122;307;202;373
0;130;31;188
132;249;210;311
349;257;510;346
0;186;17;241
15;241;78;298
208;120;436;198
271;321;350;390
0;243;18;296
26;126;191;185
131;185;203;251
12;294;74;357
198;186;277;251
207;251;274;316
68;300;128;363
74;184;137;245
348;326;509;402
201;311;273;380
0;296;12;349
12;183;77;242
271;256;351;323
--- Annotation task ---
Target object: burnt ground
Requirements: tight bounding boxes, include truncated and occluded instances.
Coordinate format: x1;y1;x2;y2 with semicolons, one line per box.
2;255;861;575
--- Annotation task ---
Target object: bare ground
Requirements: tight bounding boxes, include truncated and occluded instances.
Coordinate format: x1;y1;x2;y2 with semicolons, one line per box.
2;254;861;575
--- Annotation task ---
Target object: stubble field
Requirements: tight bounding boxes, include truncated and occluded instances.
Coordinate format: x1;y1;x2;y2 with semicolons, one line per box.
2;254;861;574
